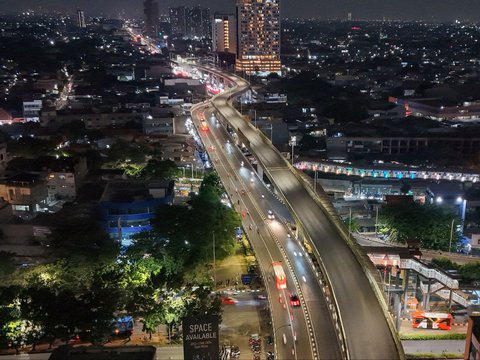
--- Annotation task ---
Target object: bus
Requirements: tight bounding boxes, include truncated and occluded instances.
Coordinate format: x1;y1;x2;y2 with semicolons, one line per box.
412;311;452;330
200;119;209;131
272;261;287;289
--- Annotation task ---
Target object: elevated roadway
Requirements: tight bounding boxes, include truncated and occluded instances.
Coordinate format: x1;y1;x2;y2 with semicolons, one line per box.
191;103;342;359
190;65;405;359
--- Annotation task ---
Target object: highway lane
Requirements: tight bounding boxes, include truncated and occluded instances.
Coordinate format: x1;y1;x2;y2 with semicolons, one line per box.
192;105;343;359
192;104;307;359
205;110;344;360
195;66;404;359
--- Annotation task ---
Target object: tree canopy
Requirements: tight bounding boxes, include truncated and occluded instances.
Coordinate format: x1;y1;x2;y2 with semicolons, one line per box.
378;202;460;250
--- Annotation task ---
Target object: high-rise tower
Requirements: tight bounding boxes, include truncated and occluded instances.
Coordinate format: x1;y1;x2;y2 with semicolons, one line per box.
235;0;281;75
143;0;159;37
77;10;86;28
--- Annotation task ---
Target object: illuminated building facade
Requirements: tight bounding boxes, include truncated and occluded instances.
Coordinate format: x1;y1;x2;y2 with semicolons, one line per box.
235;0;281;75
170;6;211;39
76;10;86;28
212;14;236;54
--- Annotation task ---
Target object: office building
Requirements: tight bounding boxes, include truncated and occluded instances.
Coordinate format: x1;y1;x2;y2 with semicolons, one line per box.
212;14;236;54
76;10;86;28
143;0;159;37
23;100;42;122
99;180;174;245
169;6;187;37
187;6;211;39
169;6;211;39
235;0;281;75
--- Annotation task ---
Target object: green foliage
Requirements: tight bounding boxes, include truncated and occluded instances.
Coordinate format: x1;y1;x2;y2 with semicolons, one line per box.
7;138;58;158
141;159;181;180
48;215;120;266
343;216;360;233
106;141;150;166
400;181;412;195
0;251;16;277
431;256;460;271
400;333;466;340
460;262;480;283
0;171;234;350
132;172;240;273
406;353;464;359
378;202;459;250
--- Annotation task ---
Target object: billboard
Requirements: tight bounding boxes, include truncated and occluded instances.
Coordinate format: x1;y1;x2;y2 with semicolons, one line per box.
183;315;219;360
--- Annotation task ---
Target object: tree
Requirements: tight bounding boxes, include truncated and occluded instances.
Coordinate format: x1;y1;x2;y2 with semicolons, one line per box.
48;215;120;268
106;141;149;165
431;256;460;271
400;181;411;195
141;159;181;180
378;202;459;250
0;251;16;277
343;216;360;233
460;262;480;284
7;138;58;158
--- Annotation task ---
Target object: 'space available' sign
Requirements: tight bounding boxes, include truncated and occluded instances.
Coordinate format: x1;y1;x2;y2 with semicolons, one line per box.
183;315;219;360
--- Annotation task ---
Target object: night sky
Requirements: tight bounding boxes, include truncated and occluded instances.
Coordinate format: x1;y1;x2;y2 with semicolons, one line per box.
0;0;480;21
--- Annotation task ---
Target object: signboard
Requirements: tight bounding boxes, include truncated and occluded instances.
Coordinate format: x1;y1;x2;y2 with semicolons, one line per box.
183;315;219;360
241;274;253;285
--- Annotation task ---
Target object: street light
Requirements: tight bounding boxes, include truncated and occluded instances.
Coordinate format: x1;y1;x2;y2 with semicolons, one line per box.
251;109;257;128
312;164;318;193
289;136;297;165
274;324;292;345
448;218;455;253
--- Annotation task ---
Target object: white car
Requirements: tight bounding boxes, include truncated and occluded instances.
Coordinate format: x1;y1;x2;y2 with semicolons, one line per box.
267;210;275;220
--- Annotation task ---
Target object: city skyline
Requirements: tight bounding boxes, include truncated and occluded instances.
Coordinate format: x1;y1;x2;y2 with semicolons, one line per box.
1;0;480;21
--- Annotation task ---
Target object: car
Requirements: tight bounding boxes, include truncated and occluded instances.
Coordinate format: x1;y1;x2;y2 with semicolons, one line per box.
241;189;246;195
221;297;238;305
267;210;275;220
290;293;300;307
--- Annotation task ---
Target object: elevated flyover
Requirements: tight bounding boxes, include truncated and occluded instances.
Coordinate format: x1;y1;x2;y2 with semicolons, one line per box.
192;64;405;359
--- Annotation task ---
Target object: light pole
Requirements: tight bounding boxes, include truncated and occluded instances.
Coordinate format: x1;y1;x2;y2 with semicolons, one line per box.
251;109;257;128
213;231;216;289
289;136;297;165
313;165;318;193
448;218;455;253
274;324;292;345
348;207;352;241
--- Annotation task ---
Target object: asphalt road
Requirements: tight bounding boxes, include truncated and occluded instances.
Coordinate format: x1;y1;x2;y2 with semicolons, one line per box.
190;65;404;359
191;102;343;359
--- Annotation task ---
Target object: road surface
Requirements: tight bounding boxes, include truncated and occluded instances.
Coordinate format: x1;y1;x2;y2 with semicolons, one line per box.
191;105;343;359
191;65;404;359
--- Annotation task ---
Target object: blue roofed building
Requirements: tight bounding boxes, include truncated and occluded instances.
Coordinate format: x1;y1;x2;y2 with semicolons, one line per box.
99;180;174;245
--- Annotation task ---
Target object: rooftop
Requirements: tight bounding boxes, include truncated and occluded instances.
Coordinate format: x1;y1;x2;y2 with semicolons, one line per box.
100;180;174;203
